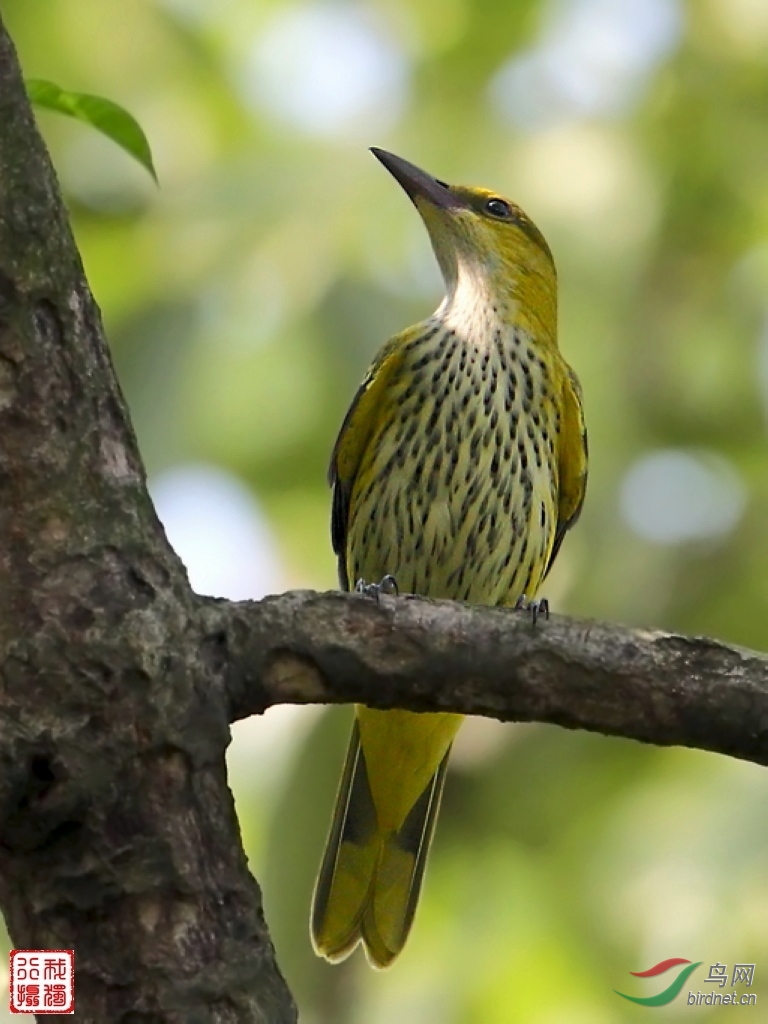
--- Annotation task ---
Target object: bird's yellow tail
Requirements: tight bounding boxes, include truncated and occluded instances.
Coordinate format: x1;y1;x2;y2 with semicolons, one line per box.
311;718;452;969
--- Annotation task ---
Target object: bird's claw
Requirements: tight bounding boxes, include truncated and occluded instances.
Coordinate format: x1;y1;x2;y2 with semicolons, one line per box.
514;595;549;625
355;574;399;601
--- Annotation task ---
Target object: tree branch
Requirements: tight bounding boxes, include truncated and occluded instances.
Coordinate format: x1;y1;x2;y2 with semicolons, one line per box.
205;590;768;768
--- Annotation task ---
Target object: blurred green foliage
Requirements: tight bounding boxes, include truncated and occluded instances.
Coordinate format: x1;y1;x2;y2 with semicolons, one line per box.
3;0;768;1020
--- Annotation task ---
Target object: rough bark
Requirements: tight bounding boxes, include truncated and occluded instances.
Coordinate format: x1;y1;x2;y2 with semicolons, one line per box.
1;9;768;1024
0;18;294;1023
209;591;768;768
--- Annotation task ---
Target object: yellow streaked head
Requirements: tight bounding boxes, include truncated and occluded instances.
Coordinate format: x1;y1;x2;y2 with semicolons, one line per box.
371;147;557;345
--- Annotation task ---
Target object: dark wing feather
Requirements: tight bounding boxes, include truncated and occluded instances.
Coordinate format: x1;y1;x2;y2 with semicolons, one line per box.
545;365;588;578
331;479;352;590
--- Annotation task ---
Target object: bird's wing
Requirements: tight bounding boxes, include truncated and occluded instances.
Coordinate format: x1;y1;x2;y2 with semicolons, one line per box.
329;334;409;590
546;364;588;577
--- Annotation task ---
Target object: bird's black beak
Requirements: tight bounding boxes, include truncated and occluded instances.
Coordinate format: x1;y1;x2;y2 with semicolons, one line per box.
370;148;464;211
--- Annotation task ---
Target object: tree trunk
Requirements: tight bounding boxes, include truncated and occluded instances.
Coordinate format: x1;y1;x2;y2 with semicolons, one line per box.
0;17;295;1022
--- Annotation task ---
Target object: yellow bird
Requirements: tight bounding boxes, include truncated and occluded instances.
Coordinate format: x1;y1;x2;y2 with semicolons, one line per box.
311;149;587;968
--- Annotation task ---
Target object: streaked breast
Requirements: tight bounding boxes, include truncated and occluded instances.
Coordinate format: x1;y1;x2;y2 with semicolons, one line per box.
346;320;560;606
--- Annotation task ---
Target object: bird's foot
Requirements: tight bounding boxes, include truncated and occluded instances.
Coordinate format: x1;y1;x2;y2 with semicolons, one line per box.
514;594;549;625
354;574;399;601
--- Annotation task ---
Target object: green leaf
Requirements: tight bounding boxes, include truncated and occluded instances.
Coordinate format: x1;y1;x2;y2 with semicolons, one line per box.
26;78;157;182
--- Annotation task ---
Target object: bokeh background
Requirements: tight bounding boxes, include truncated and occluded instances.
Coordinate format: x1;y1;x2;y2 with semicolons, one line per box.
3;0;768;1020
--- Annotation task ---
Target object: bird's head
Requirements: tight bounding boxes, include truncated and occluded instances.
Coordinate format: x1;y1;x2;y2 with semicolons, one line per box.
371;148;557;343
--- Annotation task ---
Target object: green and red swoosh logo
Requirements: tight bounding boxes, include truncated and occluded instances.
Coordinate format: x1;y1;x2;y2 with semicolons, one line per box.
615;959;703;1006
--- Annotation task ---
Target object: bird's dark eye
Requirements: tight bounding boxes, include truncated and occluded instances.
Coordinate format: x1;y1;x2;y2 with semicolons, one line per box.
484;198;511;219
